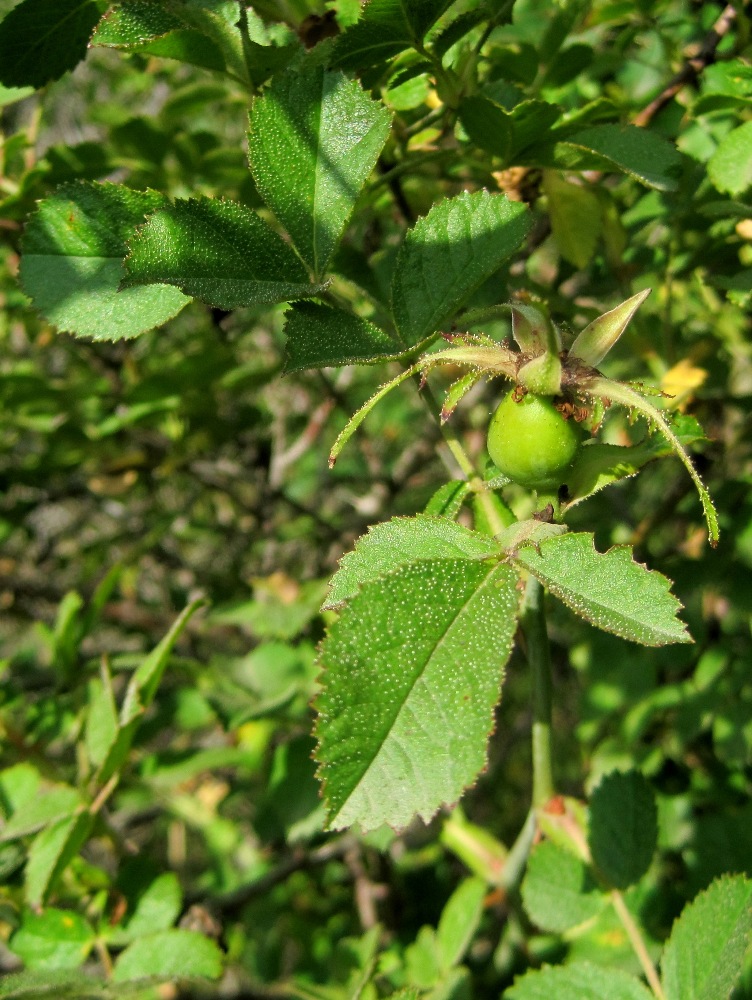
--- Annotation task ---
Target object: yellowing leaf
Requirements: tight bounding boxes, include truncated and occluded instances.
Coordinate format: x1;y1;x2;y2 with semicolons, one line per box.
661;359;707;410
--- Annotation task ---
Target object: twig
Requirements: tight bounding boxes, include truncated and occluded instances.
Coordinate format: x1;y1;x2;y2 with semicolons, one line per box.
633;5;738;127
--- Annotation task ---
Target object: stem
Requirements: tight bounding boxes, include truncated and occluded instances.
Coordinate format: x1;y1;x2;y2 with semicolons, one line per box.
501;808;537;891
611;890;665;999
521;576;554;809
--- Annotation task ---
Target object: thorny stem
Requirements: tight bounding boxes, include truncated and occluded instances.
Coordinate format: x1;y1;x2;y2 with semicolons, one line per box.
520;576;554;810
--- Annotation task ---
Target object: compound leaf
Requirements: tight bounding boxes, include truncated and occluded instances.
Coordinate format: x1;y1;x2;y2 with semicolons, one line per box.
315;559;520;831
332;0;454;70
512;532;691;646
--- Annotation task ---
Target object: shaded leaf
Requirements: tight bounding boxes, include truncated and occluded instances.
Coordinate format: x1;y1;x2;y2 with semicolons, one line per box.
588;770;658;889
0;0;104;88
248;66;392;278
283;302;401;372
122;197;325;309
332;0;454;69
19;181;189;341
391;191;532;348
512;532;691;646
323;515;502;609
315;559;521;830
541;171;601;269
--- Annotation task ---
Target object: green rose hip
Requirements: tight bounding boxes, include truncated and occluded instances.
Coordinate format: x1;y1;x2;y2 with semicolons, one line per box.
487;391;582;490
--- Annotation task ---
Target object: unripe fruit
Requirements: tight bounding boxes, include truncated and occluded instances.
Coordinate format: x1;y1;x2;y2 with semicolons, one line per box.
487;391;582;490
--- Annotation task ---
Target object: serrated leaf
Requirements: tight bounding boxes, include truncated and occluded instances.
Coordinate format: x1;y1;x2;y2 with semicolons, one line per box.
112;929;223;982
708;121;752;197
458;96;513;160
521;841;607;932
283;302;401;372
92;1;184;45
512;532;691;646
248;66;391;278
9;908;95;971
323;515;502;610
26;812;94;907
332;0;454;69
505;960;654;1000
0;0;104;88
558;124;682;191
436;877;487;971
315;559;520;831
588;770;657;889
93;3;227;72
19;181;190;341
391;191;532;348
122;196;324;309
661;874;752;1000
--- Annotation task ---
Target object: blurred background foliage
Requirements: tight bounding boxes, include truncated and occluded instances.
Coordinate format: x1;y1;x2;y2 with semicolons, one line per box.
0;0;751;996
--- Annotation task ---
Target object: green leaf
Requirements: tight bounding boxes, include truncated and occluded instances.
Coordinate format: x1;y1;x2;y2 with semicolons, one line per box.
0;969;105;999
332;0;454;69
283;302;401;372
25;812;94;907
112;929;224;982
512;532;691;646
559;124;683;191
122;196;324;309
315;559;520;831
0;784;81;842
248;66;391;278
391;191;532;348
116;873;182;942
458;96;513;160
423;481;471;519
436;877;487;972
541;171;601;269
588;771;657;889
505;960;654;1000
708;121;752;197
97;599;205;784
92;3;227;72
9;909;95;970
323;515;502;609
521;841;607;932
0;0;104;88
19;181;190;341
661;874;752;1000
92;1;184;44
